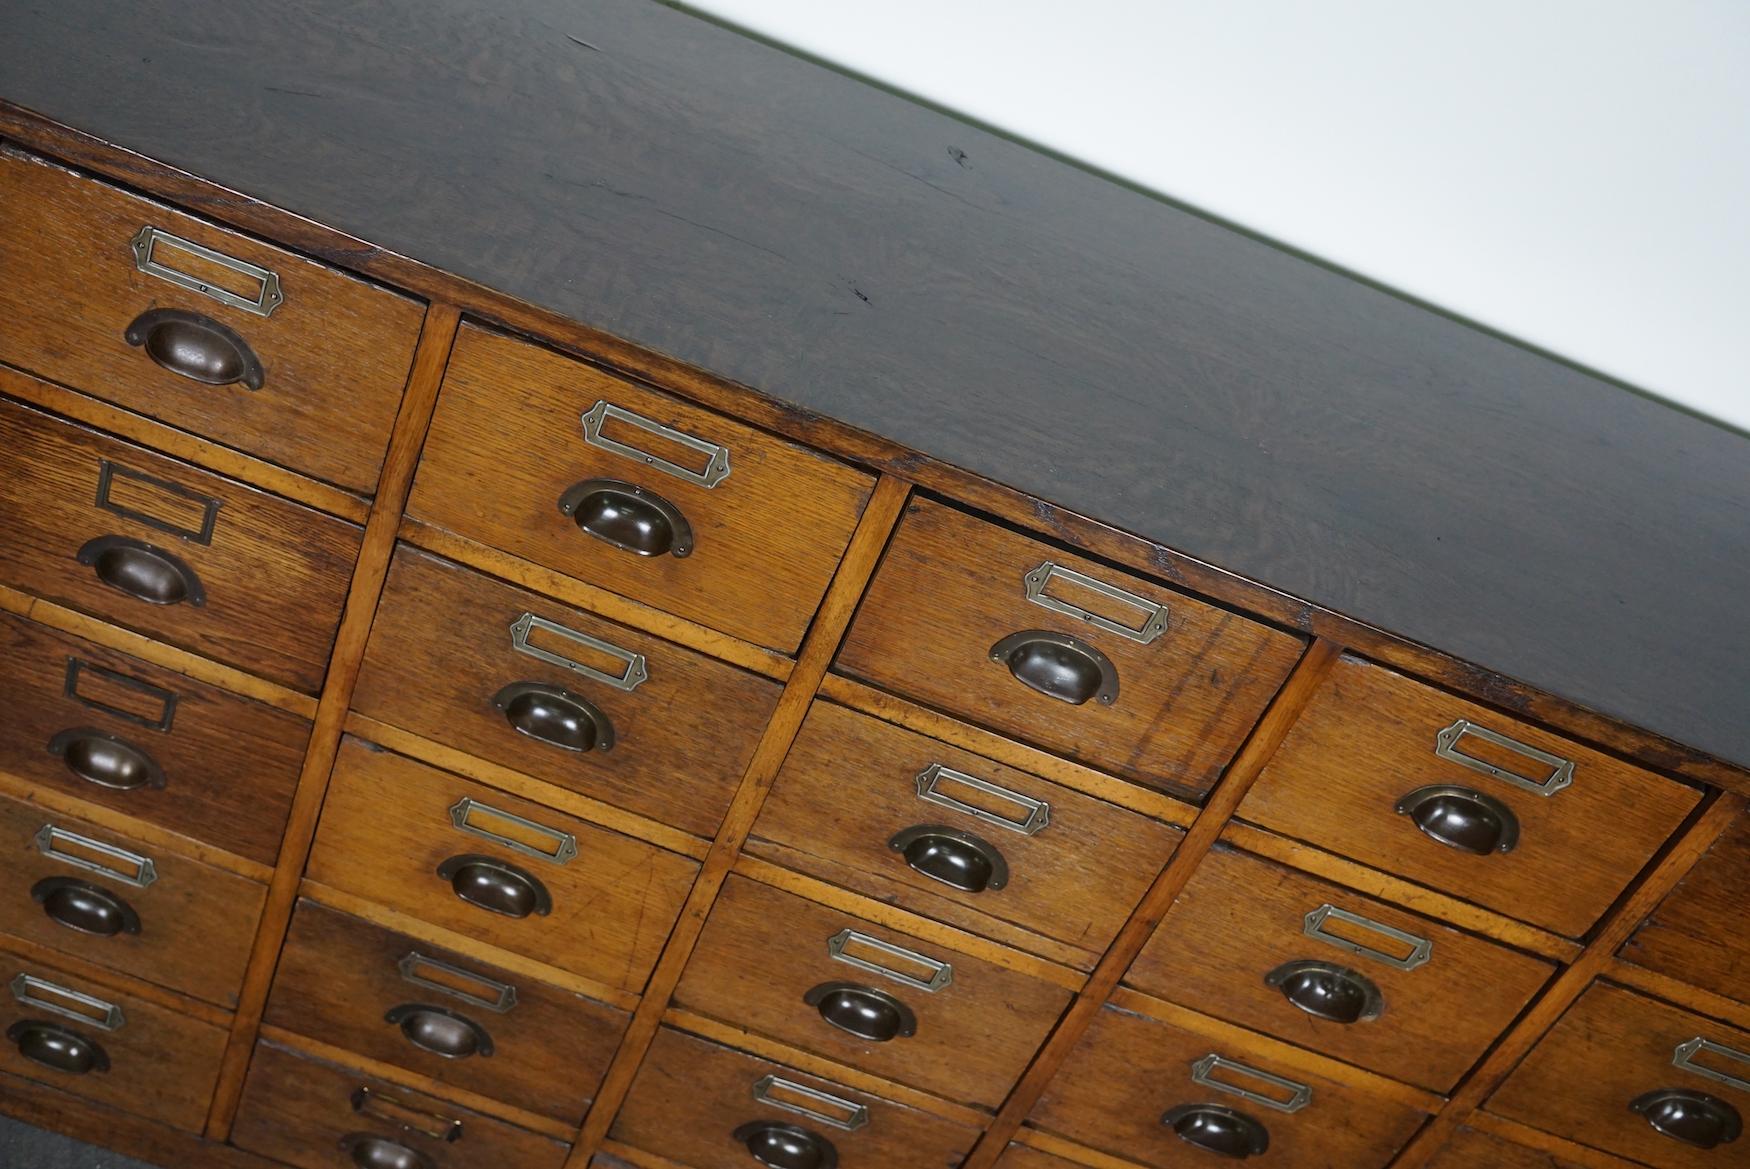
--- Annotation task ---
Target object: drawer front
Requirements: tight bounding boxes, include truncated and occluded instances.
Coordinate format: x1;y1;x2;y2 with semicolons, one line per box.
265;897;628;1125
1126;845;1554;1092
1490;983;1750;1168
1429;1128;1634;1169
0;398;363;692
672;875;1074;1108
0;608;309;865
306;737;699;992
749;702;1182;966
613;1026;982;1168
0;148;423;491
835;500;1305;802
1238;655;1701;937
995;1146;1087;1169
231;1040;571;1169
353;545;781;838
409;323;876;653
0;791;265;1006
1621;807;1750;1006
1030;1005;1428;1169
0;943;228;1132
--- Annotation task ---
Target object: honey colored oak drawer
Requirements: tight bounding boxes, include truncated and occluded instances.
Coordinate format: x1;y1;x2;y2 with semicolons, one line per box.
836;499;1304;802
1621;806;1750;1007
1125;844;1554;1092
409;323;875;653
0;790;264;1007
0;609;308;866
0;147;423;491
1238;655;1701;937
613;1026;982;1168
306;737;699;992
0;942;228;1132
0;398;363;692
353;545;781;838
1428;1128;1639;1169
1030;1003;1429;1169
672;875;1074;1109
748;702;1183;968
231;1039;571;1169
264;897;629;1126
995;1146;1090;1169
1489;983;1750;1167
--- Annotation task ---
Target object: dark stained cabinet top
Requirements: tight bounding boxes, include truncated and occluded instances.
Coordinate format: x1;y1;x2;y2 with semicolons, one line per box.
2;0;1746;767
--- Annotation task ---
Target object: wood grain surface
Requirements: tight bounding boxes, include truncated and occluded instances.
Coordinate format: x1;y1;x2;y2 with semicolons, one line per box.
1618;802;1750;1007
1429;1125;1643;1169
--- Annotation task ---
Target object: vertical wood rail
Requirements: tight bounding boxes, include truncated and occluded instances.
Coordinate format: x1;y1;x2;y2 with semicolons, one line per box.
1385;789;1746;1168
562;475;912;1166
957;637;1345;1169
203;304;463;1138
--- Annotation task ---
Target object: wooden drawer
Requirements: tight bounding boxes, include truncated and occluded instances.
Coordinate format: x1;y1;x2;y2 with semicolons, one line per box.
306;737;699;992
613;1026;982;1168
836;499;1304;802
1490;983;1750;1167
1429;1128;1638;1169
0;789;264;1007
1621;806;1750;1006
353;545;781;838
671;874;1074;1109
995;1146;1090;1169
409;323;875;653
0;147;423;492
748;702;1183;968
231;1039;571;1169
0;397;363;692
1125;844;1554;1092
1238;655;1701;937
0;941;228;1133
0;608;309;866
1030;1003;1428;1169
264;897;629;1126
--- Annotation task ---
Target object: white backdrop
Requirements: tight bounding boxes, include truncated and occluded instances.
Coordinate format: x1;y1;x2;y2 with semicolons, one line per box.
682;1;1750;431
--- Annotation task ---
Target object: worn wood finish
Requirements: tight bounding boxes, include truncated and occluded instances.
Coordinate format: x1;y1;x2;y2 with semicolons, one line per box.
0;608;310;866
1489;982;1750;1169
1126;842;1555;1092
1029;1002;1429;1169
1427;1126;1641;1169
306;737;699;991
612;1025;982;1168
838;499;1306;802
263;897;629;1126
748;701;1184;969
997;1142;1114;1169
0;788;265;1007
1240;654;1703;937
0;938;230;1132
230;1038;572;1169
1619;803;1750;1007
411;323;876;654
0;396;364;693
0;146;423;492
1607;960;1750;1034
354;544;783;838
672;873;1073;1110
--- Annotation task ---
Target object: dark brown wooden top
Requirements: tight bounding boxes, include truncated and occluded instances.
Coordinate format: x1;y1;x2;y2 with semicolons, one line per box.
2;0;1746;767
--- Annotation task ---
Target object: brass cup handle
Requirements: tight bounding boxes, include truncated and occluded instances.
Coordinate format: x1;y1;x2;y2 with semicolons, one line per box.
76;536;207;607
1395;785;1520;855
558;478;694;557
436;854;553;919
123;307;265;390
7;1019;111;1075
733;1120;840;1169
340;1133;435;1169
1630;1088;1743;1150
48;727;167;791
31;876;142;936
1264;959;1384;1024
383;1002;496;1059
803;981;917;1043
491;682;615;753
1161;1103;1270;1159
888;825;1009;893
989;630;1119;706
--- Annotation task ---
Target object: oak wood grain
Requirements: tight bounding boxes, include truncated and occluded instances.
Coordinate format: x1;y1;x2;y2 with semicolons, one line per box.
1431;1123;1644;1169
1618;802;1750;1008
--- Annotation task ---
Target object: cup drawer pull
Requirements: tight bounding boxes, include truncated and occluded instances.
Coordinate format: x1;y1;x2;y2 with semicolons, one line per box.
10;972;126;1031
1023;560;1169;645
124;307;265;390
30;877;141;937
888;825;1008;893
383;1003;495;1059
340;1134;433;1169
1395;785;1520;855
733;1120;838;1169
751;1074;870;1131
826;928;952;992
508;611;647;692
558;478;694;558
1302;904;1433;971
1161;1103;1270;1160
77;535;207;608
1434;718;1575;796
130;225;284;317
803;981;916;1043
448;797;577;865
6;1019;110;1076
436;854;552;919
581;399;731;489
989;629;1118;706
913;763;1051;836
491;681;615;753
47;728;166;791
1631;1089;1742;1150
1264;960;1383;1024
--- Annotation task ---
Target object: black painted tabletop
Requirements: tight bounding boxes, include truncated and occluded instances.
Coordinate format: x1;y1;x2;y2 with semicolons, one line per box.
2;0;1746;767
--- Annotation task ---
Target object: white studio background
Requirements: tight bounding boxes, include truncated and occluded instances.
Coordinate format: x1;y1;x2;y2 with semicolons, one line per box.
679;0;1750;432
